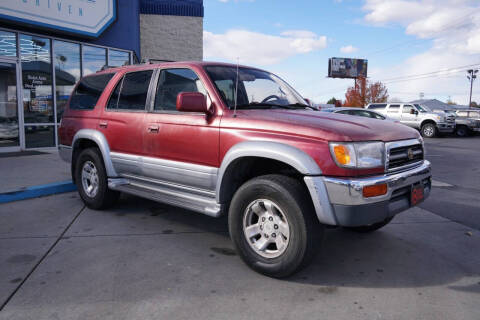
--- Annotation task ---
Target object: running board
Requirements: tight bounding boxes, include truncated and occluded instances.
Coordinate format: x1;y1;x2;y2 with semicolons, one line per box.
108;178;222;218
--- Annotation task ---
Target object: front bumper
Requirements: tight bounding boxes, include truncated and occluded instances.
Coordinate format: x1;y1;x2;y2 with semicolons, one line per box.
304;160;432;227
437;122;455;133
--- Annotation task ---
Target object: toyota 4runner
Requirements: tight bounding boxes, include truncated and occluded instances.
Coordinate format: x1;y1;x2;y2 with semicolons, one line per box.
59;62;432;277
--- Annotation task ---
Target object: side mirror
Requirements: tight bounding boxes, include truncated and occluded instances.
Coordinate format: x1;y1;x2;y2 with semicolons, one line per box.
304;98;312;106
176;92;208;113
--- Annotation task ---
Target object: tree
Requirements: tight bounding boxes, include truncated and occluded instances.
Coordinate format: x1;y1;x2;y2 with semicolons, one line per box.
471;101;478;108
343;76;388;107
326;97;342;107
326;97;337;104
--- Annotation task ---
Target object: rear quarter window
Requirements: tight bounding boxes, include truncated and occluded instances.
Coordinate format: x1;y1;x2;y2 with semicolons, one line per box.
69;73;115;110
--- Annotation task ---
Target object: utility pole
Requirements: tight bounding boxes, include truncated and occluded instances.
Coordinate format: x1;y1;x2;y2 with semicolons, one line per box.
467;69;478;108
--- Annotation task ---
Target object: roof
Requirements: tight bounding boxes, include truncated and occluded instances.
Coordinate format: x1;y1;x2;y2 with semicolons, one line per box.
93;61;269;75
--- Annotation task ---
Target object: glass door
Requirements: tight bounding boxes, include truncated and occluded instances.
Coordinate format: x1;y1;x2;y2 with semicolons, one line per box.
0;60;21;151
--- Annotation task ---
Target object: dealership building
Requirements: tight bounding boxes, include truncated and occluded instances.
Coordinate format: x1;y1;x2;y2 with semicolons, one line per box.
0;0;203;151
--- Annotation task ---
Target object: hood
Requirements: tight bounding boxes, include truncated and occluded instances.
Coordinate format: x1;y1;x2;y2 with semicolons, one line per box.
224;109;420;142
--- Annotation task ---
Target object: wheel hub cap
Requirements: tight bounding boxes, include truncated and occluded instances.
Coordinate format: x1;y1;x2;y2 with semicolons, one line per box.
243;199;290;258
81;161;99;198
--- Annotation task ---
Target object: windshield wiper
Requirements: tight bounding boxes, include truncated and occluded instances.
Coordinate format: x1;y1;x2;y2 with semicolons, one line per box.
235;102;292;110
286;103;316;110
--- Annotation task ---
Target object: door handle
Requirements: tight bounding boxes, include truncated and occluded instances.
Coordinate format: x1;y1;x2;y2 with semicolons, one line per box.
147;125;159;133
99;121;108;129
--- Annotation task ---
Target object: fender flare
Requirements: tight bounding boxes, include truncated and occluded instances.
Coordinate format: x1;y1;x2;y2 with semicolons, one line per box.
72;129;117;177
215;141;322;203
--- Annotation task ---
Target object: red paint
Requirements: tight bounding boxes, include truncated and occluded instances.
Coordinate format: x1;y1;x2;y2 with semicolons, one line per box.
59;62;421;177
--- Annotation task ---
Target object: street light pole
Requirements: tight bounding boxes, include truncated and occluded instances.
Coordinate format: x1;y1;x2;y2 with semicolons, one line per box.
467;69;478;108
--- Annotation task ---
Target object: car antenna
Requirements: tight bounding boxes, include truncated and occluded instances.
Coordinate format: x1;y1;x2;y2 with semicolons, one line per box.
233;57;239;118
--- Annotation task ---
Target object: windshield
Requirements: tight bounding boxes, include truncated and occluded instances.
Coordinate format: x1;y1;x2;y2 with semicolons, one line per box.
414;104;431;113
204;66;307;109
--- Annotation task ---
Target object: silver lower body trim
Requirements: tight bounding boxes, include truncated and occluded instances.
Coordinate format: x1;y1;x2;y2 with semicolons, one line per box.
58;145;72;163
108;176;222;218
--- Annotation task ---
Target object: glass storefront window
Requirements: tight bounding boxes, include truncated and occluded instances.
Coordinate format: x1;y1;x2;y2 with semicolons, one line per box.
0;62;19;147
54;40;80;122
25;125;55;148
0;31;17;58
83;45;106;76
20;34;54;128
109;49;130;67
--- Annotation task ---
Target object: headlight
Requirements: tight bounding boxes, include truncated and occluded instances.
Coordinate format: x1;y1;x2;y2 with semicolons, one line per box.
329;142;385;169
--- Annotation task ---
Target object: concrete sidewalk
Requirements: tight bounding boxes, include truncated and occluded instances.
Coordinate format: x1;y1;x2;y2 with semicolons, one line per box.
0;193;479;320
0;150;71;194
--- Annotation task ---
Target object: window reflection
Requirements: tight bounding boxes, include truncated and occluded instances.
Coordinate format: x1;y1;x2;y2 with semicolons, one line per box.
0;62;19;147
83;45;106;76
20;34;53;125
25;125;55;148
54;41;80;121
0;31;16;58
109;49;130;67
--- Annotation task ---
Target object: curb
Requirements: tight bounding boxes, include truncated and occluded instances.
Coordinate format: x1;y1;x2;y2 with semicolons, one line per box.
0;181;77;204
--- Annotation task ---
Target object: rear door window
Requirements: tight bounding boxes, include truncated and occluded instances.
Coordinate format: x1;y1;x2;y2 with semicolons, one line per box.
69;73;114;110
107;70;153;111
368;104;387;110
387;104;400;113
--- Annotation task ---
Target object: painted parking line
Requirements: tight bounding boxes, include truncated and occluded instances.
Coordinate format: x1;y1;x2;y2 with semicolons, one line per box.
431;180;454;188
0;181;77;204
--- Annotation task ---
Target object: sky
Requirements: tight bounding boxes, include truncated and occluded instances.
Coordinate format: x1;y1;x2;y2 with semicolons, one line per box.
202;0;480;105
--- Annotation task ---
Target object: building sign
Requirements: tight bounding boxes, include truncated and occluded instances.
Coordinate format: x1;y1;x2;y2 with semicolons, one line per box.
328;57;368;79
0;0;116;38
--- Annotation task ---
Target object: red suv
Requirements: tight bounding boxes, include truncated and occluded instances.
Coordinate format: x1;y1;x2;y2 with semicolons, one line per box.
59;61;431;277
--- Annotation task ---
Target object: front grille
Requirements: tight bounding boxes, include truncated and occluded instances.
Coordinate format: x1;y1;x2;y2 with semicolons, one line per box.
446;115;456;123
387;143;423;171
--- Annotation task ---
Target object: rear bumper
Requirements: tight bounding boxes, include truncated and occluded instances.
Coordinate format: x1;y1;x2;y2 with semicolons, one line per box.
437;122;455;133
304;160;432;227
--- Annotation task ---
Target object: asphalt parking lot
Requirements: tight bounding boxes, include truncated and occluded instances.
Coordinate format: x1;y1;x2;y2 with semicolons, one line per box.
1;137;479;320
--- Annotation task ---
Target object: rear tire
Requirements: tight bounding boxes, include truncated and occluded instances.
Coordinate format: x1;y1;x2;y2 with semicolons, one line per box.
75;148;119;210
228;174;324;278
421;123;437;138
345;217;393;233
455;125;469;137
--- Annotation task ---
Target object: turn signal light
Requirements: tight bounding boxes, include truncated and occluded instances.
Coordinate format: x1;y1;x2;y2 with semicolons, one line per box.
362;184;388;198
333;145;351;165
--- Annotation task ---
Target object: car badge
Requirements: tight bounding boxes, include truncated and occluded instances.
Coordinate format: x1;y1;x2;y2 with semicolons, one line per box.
407;148;414;160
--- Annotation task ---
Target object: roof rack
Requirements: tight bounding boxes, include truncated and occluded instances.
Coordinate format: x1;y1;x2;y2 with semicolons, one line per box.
140;58;175;64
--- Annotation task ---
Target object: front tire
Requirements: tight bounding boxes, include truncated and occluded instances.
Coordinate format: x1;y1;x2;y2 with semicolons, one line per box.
421;123;437;138
228;174;324;278
75;148;119;210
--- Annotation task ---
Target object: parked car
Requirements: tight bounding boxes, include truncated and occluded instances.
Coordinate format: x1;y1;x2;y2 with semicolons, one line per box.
321;107;400;123
365;103;455;138
59;62;432;277
453;110;480;136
